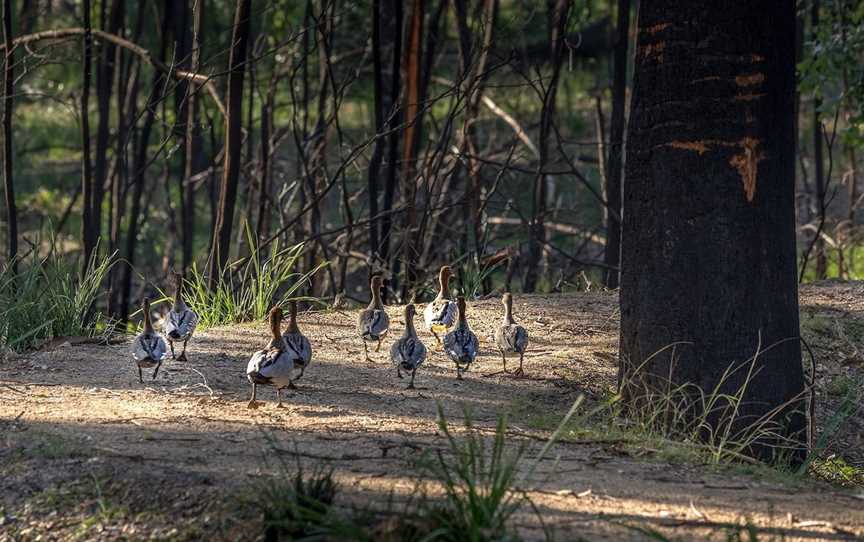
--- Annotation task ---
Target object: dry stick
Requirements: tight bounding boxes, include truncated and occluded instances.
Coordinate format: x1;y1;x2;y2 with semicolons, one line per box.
0;28;226;116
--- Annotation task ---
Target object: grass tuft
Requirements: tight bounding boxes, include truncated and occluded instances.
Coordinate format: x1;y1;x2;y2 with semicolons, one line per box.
185;224;327;328
0;237;115;352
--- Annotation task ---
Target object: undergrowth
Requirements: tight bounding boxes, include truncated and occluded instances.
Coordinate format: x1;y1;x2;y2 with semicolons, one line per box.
0;238;115;352
241;399;583;541
185;225;327;328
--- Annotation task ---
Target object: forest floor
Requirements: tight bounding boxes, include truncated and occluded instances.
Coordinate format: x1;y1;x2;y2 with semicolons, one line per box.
1;282;863;541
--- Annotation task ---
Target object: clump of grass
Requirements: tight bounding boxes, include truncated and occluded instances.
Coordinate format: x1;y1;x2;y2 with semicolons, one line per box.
243;462;339;541
185;224;327;328
421;407;527;541
0;237;115;352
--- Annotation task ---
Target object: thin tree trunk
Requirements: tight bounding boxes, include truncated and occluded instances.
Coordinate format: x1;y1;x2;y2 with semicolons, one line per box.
367;0;385;261
183;0;204;271
619;1;806;462
118;11;170;325
524;0;570;293
81;0;96;267
399;0;425;299
380;0;403;298
1;0;15;271
208;0;252;287
811;0;827;280
602;0;629;288
93;0;123;251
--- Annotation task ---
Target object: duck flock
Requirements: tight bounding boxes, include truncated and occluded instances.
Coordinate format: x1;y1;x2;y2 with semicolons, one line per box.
131;265;530;408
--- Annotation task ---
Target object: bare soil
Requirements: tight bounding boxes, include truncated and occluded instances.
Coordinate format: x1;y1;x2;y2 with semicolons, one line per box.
1;283;863;541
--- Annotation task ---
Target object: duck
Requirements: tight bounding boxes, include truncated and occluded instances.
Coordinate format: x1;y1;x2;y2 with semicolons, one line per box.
282;300;313;383
163;272;198;361
494;293;529;377
423;265;457;344
357;275;389;361
246;304;310;408
390;304;427;389
443;296;478;379
131;297;169;383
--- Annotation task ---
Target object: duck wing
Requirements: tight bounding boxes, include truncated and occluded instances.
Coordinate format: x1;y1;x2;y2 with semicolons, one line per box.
284;332;313;369
165;308;198;341
424;299;456;330
247;347;294;386
391;336;426;370
132;332;168;363
444;327;478;364
358;309;389;340
499;324;528;353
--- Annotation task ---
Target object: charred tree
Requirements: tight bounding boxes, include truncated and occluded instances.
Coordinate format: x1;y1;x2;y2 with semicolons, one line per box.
367;0;385;261
209;0;252;287
602;0;629;288
619;1;807;461
1;0;15;271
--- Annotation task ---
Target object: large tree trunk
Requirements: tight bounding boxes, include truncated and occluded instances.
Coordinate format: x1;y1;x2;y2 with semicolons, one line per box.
602;0;629;288
81;0;96;267
367;0;385;262
1;0;15;271
208;0;252;287
619;1;806;461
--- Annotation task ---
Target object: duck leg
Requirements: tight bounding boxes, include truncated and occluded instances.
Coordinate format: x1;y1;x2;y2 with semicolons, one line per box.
407;369;417;390
169;341;176;360
247;384;260;409
514;352;525;378
138;366;143;384
456;365;463;380
375;338;382;352
276;388;285;408
152;363;161;380
431;329;441;346
499;349;509;373
397;367;403;379
177;340;188;362
363;341;371;362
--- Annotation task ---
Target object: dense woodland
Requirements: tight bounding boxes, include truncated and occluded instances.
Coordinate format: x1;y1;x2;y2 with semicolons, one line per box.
0;1;863;538
0;0;855;316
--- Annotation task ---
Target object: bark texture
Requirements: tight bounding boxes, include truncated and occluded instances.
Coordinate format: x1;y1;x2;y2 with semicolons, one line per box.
619;1;806;460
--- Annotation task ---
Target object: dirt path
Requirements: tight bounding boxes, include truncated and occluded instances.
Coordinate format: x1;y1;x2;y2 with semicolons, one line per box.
2;285;863;540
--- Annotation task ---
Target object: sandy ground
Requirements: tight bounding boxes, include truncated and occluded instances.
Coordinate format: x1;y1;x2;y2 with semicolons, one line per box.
1;284;863;541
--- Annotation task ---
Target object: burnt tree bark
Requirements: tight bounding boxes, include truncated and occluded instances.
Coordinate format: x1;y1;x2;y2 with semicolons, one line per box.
367;0;385;261
619;1;807;461
209;0;252;287
1;0;15;271
602;0;629;288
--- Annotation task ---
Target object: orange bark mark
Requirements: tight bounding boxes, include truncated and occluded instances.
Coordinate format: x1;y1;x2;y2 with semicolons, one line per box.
667;140;711;154
734;92;767;102
640;41;666;62
643;22;670;35
691;75;722;84
735;73;765;87
729;137;764;203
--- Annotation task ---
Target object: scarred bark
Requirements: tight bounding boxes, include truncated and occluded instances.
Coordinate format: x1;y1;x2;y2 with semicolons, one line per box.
619;1;806;461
